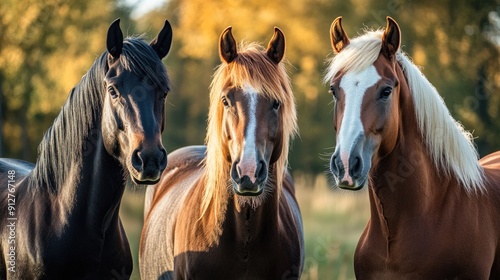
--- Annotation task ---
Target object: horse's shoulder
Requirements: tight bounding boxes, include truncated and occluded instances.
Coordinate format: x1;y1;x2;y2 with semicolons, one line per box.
146;146;206;214
479;151;500;169
280;170;301;217
159;145;206;185
282;170;296;195
479;151;500;188
165;145;206;173
478;152;500;211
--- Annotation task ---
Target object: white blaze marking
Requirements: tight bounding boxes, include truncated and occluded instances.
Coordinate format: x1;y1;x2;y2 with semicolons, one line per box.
336;65;381;182
239;84;258;182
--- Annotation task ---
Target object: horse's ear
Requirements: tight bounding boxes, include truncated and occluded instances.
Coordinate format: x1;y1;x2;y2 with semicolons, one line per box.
219;26;238;63
150;20;173;59
381;16;401;60
107;18;123;59
266;27;285;64
330;16;350;53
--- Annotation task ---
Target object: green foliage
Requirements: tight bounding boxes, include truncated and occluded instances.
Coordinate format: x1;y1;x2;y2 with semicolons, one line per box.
0;0;134;159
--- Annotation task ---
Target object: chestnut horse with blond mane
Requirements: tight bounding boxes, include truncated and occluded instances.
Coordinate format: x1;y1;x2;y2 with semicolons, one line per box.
140;27;304;279
325;16;500;279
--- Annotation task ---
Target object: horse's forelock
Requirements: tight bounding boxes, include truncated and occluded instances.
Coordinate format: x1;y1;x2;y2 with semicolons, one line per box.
324;30;384;84
121;38;170;93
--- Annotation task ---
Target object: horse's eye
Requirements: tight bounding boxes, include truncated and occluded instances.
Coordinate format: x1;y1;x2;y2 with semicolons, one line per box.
107;86;118;99
380;87;392;100
272;100;280;110
222;96;229;107
329;85;337;99
162;92;168;99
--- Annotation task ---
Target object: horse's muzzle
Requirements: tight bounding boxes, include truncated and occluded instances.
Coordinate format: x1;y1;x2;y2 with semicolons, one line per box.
130;146;167;184
330;150;367;190
231;160;267;196
232;175;264;196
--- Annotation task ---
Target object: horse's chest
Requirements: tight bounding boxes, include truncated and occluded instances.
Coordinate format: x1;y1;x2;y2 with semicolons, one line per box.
354;230;493;279
176;239;301;280
15;222;130;279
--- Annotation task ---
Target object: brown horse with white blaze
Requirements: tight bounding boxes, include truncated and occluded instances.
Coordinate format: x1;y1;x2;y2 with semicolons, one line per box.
140;27;304;279
325;16;500;279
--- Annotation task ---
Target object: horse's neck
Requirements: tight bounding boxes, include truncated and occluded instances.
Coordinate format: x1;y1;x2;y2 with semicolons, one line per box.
230;175;282;242
76;133;125;226
369;140;451;214
42;130;124;231
368;93;458;237
198;168;281;245
231;193;279;238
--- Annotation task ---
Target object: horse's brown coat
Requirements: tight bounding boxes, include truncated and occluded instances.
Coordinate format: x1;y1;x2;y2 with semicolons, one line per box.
327;17;500;279
140;27;304;280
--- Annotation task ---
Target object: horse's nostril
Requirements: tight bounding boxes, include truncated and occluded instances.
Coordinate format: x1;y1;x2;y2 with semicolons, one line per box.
231;161;242;184
256;161;267;182
237;165;242;178
330;154;342;176
131;149;143;172
159;148;167;170
350;156;362;178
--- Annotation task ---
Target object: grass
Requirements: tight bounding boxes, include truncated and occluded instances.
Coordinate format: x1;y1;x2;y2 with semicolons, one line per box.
119;189;146;280
119;173;370;280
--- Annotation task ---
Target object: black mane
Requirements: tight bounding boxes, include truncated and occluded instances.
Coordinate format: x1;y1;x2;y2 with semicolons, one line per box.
29;37;170;192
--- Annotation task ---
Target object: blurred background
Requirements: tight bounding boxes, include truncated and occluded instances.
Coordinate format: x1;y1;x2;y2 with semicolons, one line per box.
1;0;499;279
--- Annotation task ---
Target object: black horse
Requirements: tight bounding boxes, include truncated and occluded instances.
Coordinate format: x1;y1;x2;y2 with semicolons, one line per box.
0;19;172;279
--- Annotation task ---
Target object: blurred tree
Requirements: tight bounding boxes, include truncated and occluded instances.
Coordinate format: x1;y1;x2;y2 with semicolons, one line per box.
134;0;499;175
2;0;498;173
0;0;133;160
135;0;358;174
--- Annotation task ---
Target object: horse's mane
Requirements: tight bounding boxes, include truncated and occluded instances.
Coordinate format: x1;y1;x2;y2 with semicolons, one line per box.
30;37;169;193
200;42;298;223
324;30;485;193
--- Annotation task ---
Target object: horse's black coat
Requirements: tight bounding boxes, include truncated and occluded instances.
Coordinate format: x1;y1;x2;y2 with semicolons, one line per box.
0;19;172;279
